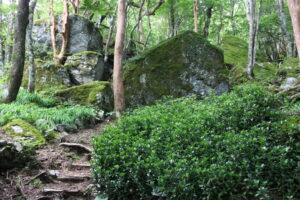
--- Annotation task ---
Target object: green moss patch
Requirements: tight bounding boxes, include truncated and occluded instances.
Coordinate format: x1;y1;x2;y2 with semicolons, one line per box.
55;81;113;111
3;119;46;147
221;35;267;84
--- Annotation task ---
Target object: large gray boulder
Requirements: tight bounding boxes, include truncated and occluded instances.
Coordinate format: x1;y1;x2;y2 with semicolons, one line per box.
30;16;106;87
124;31;230;107
68;15;103;54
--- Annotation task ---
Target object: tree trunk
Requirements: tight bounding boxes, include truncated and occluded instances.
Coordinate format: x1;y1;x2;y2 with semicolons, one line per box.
5;0;16;65
193;0;198;33
4;0;29;103
231;0;237;35
244;0;261;79
27;0;37;93
217;7;224;45
50;0;69;65
276;0;293;58
113;0;126;118
287;0;300;60
203;6;213;38
169;0;176;37
0;0;3;73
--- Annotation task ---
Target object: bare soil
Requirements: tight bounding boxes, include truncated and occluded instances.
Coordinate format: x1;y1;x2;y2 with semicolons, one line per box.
0;121;111;200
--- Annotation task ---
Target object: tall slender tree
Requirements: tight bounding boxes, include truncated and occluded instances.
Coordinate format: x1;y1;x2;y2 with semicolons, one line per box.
276;0;293;58
4;0;30;103
244;0;261;79
287;0;300;60
113;0;126;118
194;0;198;33
0;0;3;74
27;0;37;93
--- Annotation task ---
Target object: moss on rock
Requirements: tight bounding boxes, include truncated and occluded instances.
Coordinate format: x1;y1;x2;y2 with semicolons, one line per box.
124;31;229;107
55;81;113;111
221;35;267;84
3;119;46;147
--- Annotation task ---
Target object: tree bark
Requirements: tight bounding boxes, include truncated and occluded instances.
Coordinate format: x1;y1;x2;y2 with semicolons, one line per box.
287;0;300;60
276;0;293;58
0;0;3;73
203;6;213;38
113;0;126;118
4;0;29;103
244;0;261;79
230;0;237;35
50;0;70;65
27;0;37;93
5;0;16;65
169;0;176;37
193;0;198;33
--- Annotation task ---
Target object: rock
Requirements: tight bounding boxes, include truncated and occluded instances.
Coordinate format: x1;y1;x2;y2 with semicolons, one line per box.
124;31;230;107
220;35;268;84
55;81;113;112
33;16;103;56
0;139;36;171
280;77;298;89
64;51;105;85
54;124;78;134
3;119;46;147
29;16;106;89
68;16;103;54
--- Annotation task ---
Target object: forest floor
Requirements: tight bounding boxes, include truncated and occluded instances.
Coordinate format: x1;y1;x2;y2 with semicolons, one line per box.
0;121;112;200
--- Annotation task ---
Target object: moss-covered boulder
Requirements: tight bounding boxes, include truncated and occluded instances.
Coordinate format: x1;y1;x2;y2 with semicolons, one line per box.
124;31;230;107
22;60;70;92
3;119;46;147
55;81;113;111
221;35;268;84
64;51;106;85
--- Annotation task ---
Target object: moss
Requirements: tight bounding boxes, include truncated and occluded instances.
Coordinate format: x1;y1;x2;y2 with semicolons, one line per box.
124;31;228;107
221;35;269;85
55;81;113;111
278;58;300;79
22;60;67;92
72;51;102;57
3;119;46;147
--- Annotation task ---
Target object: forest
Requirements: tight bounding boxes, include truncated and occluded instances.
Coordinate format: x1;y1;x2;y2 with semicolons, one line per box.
0;0;299;199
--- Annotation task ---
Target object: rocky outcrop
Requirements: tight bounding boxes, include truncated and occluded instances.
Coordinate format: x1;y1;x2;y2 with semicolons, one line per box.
55;81;113;112
0;139;36;171
124;31;230;107
3;119;46;147
68;16;103;54
30;16;106;88
64;51;105;85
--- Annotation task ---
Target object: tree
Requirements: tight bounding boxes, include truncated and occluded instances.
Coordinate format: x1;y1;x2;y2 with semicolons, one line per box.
4;0;29;103
244;0;262;79
275;0;293;58
27;0;37;93
194;0;198;32
0;0;3;73
113;0;127;118
287;0;300;60
50;0;70;65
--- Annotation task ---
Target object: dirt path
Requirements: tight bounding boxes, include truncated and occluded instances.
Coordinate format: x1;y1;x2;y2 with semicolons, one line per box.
0;122;110;200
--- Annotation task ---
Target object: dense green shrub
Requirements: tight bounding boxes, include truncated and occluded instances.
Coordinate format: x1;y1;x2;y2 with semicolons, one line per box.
92;85;299;200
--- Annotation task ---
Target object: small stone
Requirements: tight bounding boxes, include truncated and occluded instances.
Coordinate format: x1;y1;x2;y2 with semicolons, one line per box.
280;77;298;89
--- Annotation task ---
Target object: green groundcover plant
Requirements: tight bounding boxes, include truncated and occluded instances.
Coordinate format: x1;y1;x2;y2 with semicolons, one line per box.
92;85;299;200
0;89;95;127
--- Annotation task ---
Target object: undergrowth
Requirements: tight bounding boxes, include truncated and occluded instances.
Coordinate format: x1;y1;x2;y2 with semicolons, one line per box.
0;89;96;128
92;85;299;200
